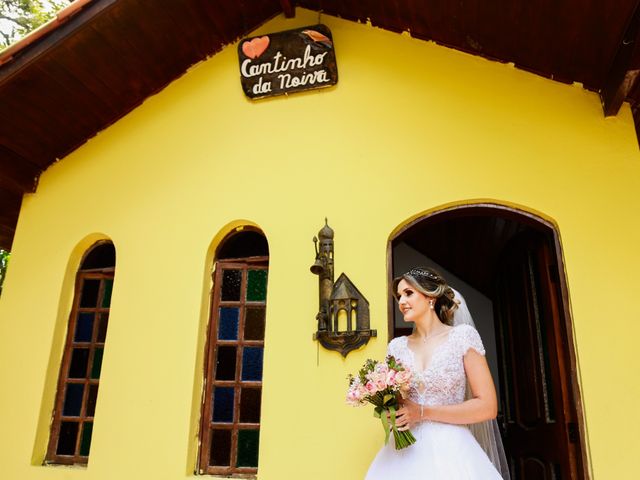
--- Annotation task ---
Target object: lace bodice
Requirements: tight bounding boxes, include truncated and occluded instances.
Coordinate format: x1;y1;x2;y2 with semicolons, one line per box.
387;324;485;407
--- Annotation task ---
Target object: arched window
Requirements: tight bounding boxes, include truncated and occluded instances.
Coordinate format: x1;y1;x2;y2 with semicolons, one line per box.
199;228;269;476
46;241;116;465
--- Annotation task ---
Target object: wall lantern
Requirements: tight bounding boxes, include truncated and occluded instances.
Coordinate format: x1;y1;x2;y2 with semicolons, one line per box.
310;219;376;357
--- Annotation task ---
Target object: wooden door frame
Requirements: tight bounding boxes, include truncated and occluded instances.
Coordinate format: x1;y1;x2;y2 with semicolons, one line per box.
386;202;589;479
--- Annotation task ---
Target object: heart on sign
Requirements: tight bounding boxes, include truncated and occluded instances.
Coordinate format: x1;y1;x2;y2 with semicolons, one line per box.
242;36;270;59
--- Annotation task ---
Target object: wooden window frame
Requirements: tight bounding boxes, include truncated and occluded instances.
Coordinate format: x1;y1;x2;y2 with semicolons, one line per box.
45;266;114;465
199;256;268;477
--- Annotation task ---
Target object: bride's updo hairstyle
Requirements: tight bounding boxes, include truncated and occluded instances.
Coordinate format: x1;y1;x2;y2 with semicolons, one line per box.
393;267;459;325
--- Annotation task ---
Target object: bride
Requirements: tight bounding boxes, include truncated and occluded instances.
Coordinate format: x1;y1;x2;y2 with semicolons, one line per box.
365;267;510;479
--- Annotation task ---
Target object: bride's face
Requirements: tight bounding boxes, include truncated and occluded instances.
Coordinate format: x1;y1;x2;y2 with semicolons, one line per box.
396;279;431;322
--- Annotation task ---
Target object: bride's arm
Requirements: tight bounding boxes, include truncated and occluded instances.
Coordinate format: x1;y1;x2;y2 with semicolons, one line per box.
395;350;498;429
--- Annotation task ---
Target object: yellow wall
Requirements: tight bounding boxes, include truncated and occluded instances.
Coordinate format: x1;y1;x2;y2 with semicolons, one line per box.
1;8;639;479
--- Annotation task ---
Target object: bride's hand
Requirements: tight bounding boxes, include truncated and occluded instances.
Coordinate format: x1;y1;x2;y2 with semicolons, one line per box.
394;399;422;431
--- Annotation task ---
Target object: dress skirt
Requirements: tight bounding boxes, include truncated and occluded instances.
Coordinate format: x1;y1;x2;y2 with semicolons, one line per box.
365;421;503;479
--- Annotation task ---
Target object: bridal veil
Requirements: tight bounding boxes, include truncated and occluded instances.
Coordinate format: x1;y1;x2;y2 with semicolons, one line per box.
452;289;511;480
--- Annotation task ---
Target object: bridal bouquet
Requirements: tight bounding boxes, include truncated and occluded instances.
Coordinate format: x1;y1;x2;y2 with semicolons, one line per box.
346;356;417;449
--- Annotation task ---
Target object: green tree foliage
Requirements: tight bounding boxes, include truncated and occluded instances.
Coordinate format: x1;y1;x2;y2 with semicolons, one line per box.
0;0;71;49
0;249;9;295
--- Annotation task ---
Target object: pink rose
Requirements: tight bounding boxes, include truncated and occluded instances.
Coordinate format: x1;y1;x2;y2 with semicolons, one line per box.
386;370;397;385
346;389;362;406
365;381;377;394
395;370;412;386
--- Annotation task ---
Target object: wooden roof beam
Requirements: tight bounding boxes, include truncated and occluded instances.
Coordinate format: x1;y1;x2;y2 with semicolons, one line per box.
601;3;640;116
0;0;118;85
280;0;295;18
0;146;41;195
0;189;21;250
0;227;15;252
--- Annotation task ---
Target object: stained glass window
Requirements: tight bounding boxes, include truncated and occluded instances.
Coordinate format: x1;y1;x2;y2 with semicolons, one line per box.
46;241;115;465
212;387;235;423
200;249;268;476
218;307;240;340
221;269;242;301
74;313;94;342
62;384;84;416
241;347;263;381
246;270;267;301
237;429;260;467
244;307;265;341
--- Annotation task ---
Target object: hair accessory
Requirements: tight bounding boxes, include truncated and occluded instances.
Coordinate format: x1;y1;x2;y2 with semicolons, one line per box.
407;267;440;282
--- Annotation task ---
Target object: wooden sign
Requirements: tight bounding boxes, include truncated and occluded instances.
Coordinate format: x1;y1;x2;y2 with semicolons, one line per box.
238;24;338;99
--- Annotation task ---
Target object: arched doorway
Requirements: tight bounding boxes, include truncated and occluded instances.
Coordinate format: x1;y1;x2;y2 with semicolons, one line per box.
388;203;587;480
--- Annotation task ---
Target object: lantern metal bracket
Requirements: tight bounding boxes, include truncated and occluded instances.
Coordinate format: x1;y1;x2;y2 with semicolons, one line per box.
310;219;376;357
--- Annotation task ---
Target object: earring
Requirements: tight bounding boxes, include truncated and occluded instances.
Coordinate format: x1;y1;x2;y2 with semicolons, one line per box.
429;300;434;309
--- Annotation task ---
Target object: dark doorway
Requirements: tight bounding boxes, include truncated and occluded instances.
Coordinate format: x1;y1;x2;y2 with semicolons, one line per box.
388;204;587;480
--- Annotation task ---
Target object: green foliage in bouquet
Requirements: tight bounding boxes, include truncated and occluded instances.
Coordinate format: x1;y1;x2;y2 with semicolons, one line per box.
346;355;417;449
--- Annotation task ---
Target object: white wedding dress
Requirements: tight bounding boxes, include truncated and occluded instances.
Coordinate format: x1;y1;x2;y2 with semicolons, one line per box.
365;324;503;479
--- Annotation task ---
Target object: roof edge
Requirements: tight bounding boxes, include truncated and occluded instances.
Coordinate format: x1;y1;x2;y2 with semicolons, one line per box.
0;0;96;66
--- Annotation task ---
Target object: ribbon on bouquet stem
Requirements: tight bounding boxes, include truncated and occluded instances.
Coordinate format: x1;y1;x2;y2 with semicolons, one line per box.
374;394;398;445
373;393;417;449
